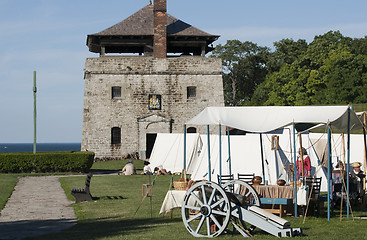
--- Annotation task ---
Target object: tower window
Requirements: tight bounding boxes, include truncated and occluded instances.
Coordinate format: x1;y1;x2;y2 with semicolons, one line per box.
111;127;121;144
187;86;196;98
187;127;197;133
112;86;121;99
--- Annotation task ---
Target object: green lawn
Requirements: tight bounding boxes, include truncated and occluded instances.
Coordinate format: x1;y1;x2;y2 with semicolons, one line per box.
1;160;367;239
0;174;18;210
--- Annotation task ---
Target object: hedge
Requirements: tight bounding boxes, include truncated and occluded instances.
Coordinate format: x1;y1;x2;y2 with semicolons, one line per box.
0;151;95;173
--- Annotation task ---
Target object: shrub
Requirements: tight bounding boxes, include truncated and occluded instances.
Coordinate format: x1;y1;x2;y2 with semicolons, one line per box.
0;151;95;173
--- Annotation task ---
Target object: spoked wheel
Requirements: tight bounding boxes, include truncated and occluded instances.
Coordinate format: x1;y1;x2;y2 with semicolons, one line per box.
222;180;260;207
222;180;261;237
181;181;231;238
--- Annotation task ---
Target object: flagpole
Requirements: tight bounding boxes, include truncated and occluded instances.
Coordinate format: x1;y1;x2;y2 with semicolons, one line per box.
33;71;37;154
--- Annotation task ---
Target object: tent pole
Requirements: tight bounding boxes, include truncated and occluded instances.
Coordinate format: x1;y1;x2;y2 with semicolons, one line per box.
293;122;298;219
347;107;351;218
227;127;232;179
183;124;187;170
207;125;211;182
327;122;332;221
298;133;304;183
219;124;222;185
260;134;266;184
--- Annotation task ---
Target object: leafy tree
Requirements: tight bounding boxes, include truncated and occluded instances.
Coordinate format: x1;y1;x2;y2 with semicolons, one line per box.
215;31;367;106
271;39;308;68
211;40;270;105
320;46;367;104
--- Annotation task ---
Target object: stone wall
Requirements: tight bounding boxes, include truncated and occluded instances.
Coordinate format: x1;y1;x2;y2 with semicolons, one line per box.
81;56;224;159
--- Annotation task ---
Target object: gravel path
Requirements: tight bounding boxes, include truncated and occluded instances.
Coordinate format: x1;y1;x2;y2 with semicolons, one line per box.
0;176;77;240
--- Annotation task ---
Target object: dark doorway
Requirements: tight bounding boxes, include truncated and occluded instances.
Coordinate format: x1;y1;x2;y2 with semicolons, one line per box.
146;133;157;159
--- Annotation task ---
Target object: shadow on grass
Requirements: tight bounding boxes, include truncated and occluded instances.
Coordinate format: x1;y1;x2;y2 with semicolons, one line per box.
94;195;125;200
0;218;77;240
90;169;120;175
29;217;182;240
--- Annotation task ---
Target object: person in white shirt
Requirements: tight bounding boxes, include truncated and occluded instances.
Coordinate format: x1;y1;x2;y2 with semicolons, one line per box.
143;161;152;175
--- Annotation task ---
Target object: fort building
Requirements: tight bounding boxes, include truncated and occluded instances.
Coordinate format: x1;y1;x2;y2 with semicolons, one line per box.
81;0;224;159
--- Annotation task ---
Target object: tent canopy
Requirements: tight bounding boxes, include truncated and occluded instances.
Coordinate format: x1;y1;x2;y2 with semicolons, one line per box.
186;106;363;133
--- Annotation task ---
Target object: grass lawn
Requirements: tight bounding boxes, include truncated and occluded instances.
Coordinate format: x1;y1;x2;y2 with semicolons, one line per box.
1;160;367;239
0;174;19;210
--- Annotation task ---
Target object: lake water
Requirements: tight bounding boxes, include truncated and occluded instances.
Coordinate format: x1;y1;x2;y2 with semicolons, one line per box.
0;143;81;153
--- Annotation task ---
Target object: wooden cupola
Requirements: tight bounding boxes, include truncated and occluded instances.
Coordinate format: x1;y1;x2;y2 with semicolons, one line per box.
86;0;219;57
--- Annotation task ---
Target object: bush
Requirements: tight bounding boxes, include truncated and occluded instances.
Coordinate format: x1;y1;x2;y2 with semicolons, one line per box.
0;151;95;173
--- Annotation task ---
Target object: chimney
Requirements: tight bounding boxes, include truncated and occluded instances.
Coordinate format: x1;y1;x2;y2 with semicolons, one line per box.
153;0;167;58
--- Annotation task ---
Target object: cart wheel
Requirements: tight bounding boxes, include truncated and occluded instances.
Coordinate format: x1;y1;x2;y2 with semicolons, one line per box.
222;180;260;207
222;180;260;236
182;181;231;238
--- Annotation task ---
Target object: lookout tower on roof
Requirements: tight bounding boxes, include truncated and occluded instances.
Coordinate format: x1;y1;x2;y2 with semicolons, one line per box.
86;1;219;57
81;0;224;160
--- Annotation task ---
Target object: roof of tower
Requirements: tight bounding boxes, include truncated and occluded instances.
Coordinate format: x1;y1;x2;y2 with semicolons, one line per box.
87;4;219;55
92;4;216;37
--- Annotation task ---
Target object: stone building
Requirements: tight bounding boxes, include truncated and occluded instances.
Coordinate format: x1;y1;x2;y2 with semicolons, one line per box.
81;0;224;159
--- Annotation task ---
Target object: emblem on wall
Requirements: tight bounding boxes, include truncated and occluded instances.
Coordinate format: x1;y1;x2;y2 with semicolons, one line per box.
148;94;161;110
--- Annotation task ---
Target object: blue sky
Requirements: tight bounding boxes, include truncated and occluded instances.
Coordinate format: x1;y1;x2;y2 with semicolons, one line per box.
1;0;366;143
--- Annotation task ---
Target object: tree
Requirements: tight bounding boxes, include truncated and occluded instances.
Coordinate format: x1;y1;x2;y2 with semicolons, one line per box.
272;39;308;68
211;40;270;106
217;32;367;106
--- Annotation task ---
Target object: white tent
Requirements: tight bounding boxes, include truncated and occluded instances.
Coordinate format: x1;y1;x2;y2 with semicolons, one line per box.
188;131;331;191
186;106;365;219
187;106;362;132
148;133;201;174
149;132;365;192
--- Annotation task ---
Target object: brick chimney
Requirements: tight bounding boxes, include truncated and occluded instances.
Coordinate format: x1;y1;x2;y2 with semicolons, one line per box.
153;0;167;58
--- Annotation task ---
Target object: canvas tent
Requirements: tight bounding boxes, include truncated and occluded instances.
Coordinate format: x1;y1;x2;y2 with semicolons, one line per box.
149;131;366;192
185;106;365;220
186;106;362;132
148;133;201;174
188;131;330;190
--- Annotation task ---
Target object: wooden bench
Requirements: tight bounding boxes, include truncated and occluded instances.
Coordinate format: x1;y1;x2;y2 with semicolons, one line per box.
260;198;293;217
71;172;93;203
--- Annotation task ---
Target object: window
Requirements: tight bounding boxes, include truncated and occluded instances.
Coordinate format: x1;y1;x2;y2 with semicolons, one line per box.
111;127;121;144
112;87;121;99
187;86;196;98
187;127;197;133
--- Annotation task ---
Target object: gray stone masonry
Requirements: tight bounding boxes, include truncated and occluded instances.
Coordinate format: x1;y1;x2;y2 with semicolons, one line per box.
82;56;224;159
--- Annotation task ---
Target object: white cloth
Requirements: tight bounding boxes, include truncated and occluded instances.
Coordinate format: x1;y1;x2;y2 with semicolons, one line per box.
159;190;188;215
297;185;309;206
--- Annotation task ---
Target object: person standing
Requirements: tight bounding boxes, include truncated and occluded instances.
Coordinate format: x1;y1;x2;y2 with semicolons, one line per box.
296;147;311;180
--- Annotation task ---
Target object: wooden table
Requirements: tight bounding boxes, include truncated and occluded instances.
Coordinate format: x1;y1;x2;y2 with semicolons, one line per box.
252;185;294;217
